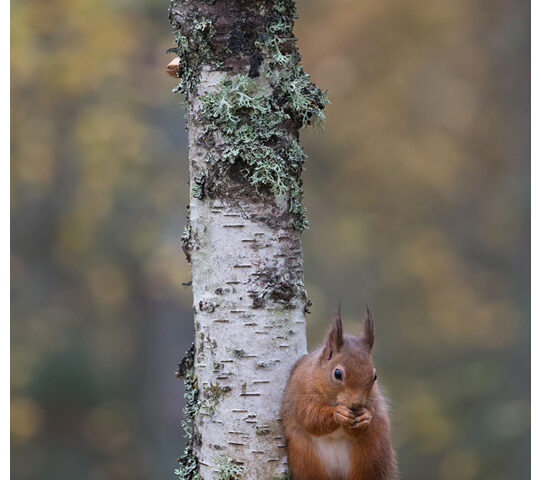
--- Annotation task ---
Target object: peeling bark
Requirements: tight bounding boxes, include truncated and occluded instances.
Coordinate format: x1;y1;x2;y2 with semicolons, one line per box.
169;1;327;478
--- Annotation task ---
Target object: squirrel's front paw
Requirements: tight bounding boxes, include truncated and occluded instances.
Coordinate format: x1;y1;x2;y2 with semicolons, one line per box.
351;408;372;430
333;405;356;427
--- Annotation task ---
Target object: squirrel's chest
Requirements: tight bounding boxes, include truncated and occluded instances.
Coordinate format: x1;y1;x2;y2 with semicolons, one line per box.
311;428;352;480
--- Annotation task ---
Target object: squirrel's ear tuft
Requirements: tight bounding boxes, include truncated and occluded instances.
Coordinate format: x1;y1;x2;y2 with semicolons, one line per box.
322;308;344;361
361;308;375;350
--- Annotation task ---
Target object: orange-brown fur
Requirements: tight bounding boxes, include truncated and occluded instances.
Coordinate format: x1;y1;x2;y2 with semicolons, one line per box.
281;310;397;480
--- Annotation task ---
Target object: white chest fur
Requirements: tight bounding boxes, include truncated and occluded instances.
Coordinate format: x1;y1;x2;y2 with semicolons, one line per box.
312;428;352;480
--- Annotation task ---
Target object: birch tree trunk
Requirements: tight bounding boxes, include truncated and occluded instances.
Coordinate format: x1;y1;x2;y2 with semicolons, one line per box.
169;1;327;478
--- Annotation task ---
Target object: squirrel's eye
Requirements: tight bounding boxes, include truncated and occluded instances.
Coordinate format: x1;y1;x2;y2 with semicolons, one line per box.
373;373;378;382
334;369;343;381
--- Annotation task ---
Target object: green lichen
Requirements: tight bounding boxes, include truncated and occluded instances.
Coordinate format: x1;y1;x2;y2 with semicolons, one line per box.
181;223;193;262
170;13;220;95
196;0;327;229
263;1;329;129
285;141;308;230
276;64;328;129
260;1;299;73
202;382;232;415
200;75;290;198
175;344;202;480
214;456;244;480
170;0;328;230
181;224;191;243
200;74;312;229
192;172;206;200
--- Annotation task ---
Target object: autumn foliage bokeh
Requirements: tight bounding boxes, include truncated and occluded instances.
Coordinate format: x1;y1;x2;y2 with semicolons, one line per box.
11;0;529;479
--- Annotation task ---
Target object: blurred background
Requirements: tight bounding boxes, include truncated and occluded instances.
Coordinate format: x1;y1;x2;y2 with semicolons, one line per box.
11;0;530;478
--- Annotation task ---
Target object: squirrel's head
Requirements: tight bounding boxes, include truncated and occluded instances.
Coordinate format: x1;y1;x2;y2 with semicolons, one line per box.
319;307;378;411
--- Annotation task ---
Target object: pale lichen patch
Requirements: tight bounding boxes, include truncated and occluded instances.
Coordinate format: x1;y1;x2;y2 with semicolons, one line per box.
214;456;244;480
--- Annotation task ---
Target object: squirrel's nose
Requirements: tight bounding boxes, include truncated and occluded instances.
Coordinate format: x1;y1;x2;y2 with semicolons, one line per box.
351;402;365;412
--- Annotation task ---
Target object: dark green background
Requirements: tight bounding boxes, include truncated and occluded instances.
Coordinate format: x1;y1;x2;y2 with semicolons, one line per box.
11;0;530;478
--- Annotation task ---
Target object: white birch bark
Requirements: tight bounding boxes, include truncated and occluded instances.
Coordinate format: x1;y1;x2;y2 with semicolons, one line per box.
187;71;307;479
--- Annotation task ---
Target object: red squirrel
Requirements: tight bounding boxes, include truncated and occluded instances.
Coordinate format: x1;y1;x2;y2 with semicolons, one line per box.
281;308;397;480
